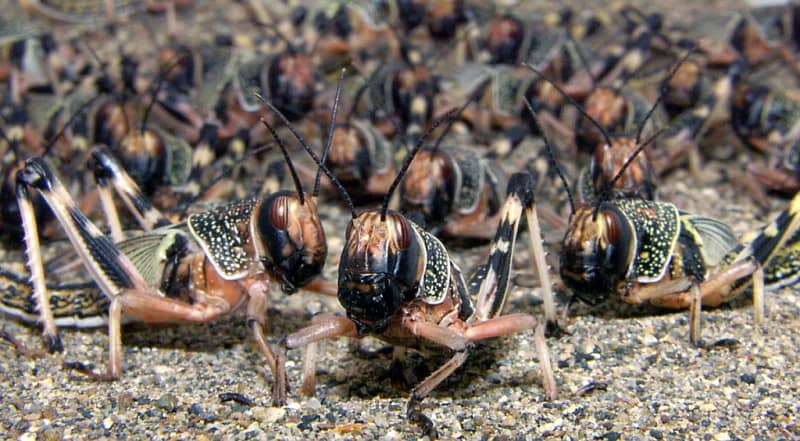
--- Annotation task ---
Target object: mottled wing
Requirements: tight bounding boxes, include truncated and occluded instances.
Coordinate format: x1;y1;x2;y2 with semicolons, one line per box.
116;228;187;287
680;214;737;267
193;47;235;115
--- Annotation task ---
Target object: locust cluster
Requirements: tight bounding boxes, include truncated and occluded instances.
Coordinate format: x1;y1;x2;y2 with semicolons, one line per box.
1;1;800;438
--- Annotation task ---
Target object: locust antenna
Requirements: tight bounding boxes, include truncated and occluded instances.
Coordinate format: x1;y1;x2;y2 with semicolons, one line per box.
260;118;306;205
381;107;459;221
315;67;347;197
635;48;695;144
592;127;666;219
431;77;490;154
42;95;102;158
262;102;357;217
523;96;575;213
140;56;185;134
524;61;613;149
345;65;383;125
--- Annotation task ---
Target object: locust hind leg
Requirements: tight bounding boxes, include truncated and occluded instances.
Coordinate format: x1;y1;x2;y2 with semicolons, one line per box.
89;146;172;237
633;258;764;345
16;172;63;352
17;156;159;377
467;172;557;328
16;158;235;380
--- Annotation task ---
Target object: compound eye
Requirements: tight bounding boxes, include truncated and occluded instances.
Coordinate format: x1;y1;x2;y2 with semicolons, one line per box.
270;195;290;230
601;210;621;245
392;215;411;249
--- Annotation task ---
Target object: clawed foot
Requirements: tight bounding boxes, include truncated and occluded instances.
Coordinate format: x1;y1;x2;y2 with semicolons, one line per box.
698;338;740;350
545;319;570;338
63;361;118;381
45;333;64;353
407;395;438;439
271;348;288;406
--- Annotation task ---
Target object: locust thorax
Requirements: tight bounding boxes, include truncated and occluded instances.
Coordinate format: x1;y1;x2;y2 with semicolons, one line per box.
661;59;702;117
577;88;627;152
730;82;774;142
392;63;434;129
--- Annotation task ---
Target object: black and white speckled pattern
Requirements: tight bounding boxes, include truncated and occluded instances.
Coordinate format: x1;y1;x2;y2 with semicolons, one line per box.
187;199;255;280
615;199;680;282
412;223;450;305
362;121;391;173
2;2;799;440
449;147;485;214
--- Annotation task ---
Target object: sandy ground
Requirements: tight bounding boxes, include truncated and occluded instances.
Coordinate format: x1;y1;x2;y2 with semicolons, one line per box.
1;1;799;440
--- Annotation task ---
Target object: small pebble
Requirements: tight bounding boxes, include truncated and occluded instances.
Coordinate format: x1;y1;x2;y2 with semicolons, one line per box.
262;407;286;424
740;374;756;385
642;334;659;346
155;394;179;413
698;402;716;412
306;398;322;411
188;404;203;416
202;412;218;423
116;393;133;412
539;418;563;435
39;427;62;441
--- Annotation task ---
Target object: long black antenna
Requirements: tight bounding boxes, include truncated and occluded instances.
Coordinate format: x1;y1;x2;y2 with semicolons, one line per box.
523;96;575;213
260;119;306;205
610;127;665;189
315;67;347;197
635;48;695;143
42;95;102;158
524;61;614;148
431;77;491;154
140;56;185;134
345;65;383;125
381;107;459;221
263;102;357;217
592;127;666;219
